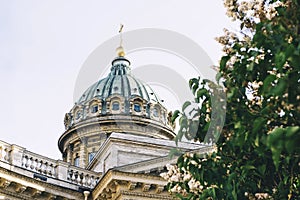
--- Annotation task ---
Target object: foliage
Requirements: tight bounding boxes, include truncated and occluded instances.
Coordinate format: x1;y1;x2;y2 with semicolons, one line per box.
162;0;300;199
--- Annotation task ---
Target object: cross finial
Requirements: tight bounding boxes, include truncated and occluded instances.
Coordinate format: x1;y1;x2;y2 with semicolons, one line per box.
119;24;124;33
119;24;124;46
116;24;125;57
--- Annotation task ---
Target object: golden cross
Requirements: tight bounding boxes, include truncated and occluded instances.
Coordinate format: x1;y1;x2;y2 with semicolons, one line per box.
118;24;124;47
119;24;124;33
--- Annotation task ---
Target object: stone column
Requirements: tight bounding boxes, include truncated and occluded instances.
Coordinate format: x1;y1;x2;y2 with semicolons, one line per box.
66;144;73;164
79;138;87;168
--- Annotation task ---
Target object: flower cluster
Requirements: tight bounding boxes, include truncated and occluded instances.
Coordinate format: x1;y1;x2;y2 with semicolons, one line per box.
215;28;238;54
224;0;284;24
217;0;286;56
245;191;273;199
161;151;221;197
160;160;204;195
161;164;182;182
246;81;263;107
160;164;189;195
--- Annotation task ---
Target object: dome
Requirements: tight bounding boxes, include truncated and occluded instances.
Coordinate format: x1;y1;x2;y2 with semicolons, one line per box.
59;50;175;167
76;57;161;106
62;55;174;134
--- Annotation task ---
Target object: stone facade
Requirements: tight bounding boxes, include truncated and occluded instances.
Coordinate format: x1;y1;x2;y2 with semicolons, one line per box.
0;46;213;199
0;137;212;199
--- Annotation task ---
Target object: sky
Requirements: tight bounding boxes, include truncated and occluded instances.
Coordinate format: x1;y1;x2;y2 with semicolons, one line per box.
0;1;237;159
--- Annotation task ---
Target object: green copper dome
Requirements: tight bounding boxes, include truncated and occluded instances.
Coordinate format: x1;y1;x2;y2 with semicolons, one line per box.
63;55;173;131
77;56;161;105
59;45;175;166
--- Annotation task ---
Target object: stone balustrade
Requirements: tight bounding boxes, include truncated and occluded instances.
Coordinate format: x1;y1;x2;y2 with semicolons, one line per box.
67;165;99;188
0;140;100;189
22;151;57;177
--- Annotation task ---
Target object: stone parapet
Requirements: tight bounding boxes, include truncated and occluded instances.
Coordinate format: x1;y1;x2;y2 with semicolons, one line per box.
0;140;100;190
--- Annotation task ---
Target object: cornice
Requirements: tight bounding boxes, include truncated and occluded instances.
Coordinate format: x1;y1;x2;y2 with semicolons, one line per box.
92;169;169;199
0;166;83;199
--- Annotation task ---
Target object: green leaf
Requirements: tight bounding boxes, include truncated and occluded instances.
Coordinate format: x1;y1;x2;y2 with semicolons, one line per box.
257;164;266;176
220;56;230;71
192;84;199;95
187;120;199;140
275;52;286;70
254;134;260;147
247;62;254;71
267;128;285;170
197;88;207;99
270;77;287;96
189;78;198;89
182;101;192;112
216;72;222;83
231;180;238;200
171;110;180;123
263;74;276;93
285;43;296;58
179;117;187;127
253;117;266;133
234;121;241;129
285;126;300;154
175;128;184;144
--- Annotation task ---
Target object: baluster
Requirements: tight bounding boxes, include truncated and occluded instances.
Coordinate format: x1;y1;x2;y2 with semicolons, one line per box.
34;159;38;171
48;164;53;176
43;162;48;174
49;164;55;176
53;165;57;178
22;156;26;166
37;160;42;172
39;161;42;173
25;156;30;168
47;163;52;176
71;171;76;181
28;157;32;168
90;176;95;187
76;172;81;184
67;170;72;180
30;157;34;169
86;175;91;186
4;148;9;162
40;161;44;173
32;159;37;171
82;174;87;186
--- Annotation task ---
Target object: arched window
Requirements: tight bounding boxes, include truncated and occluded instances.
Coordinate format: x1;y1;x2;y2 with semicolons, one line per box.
75;110;82;120
88;152;96;163
153;107;159;117
134;103;141;112
74;155;80;167
91;105;98;113
112;101;120;110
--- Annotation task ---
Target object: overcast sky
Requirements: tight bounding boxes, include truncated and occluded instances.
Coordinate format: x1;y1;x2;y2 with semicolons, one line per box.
0;1;237;159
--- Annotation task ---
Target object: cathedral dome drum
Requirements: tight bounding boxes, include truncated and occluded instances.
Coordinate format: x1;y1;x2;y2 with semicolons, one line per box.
58;48;175;167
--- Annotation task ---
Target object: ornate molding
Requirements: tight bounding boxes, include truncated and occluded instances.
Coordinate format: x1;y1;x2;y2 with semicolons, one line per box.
92;170;171;199
0;178;11;188
0;167;83;199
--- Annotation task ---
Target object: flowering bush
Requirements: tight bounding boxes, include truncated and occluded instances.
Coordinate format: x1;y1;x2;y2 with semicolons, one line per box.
163;0;300;199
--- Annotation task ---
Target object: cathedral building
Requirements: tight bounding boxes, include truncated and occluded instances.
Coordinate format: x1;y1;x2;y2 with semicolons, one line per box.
0;41;212;199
